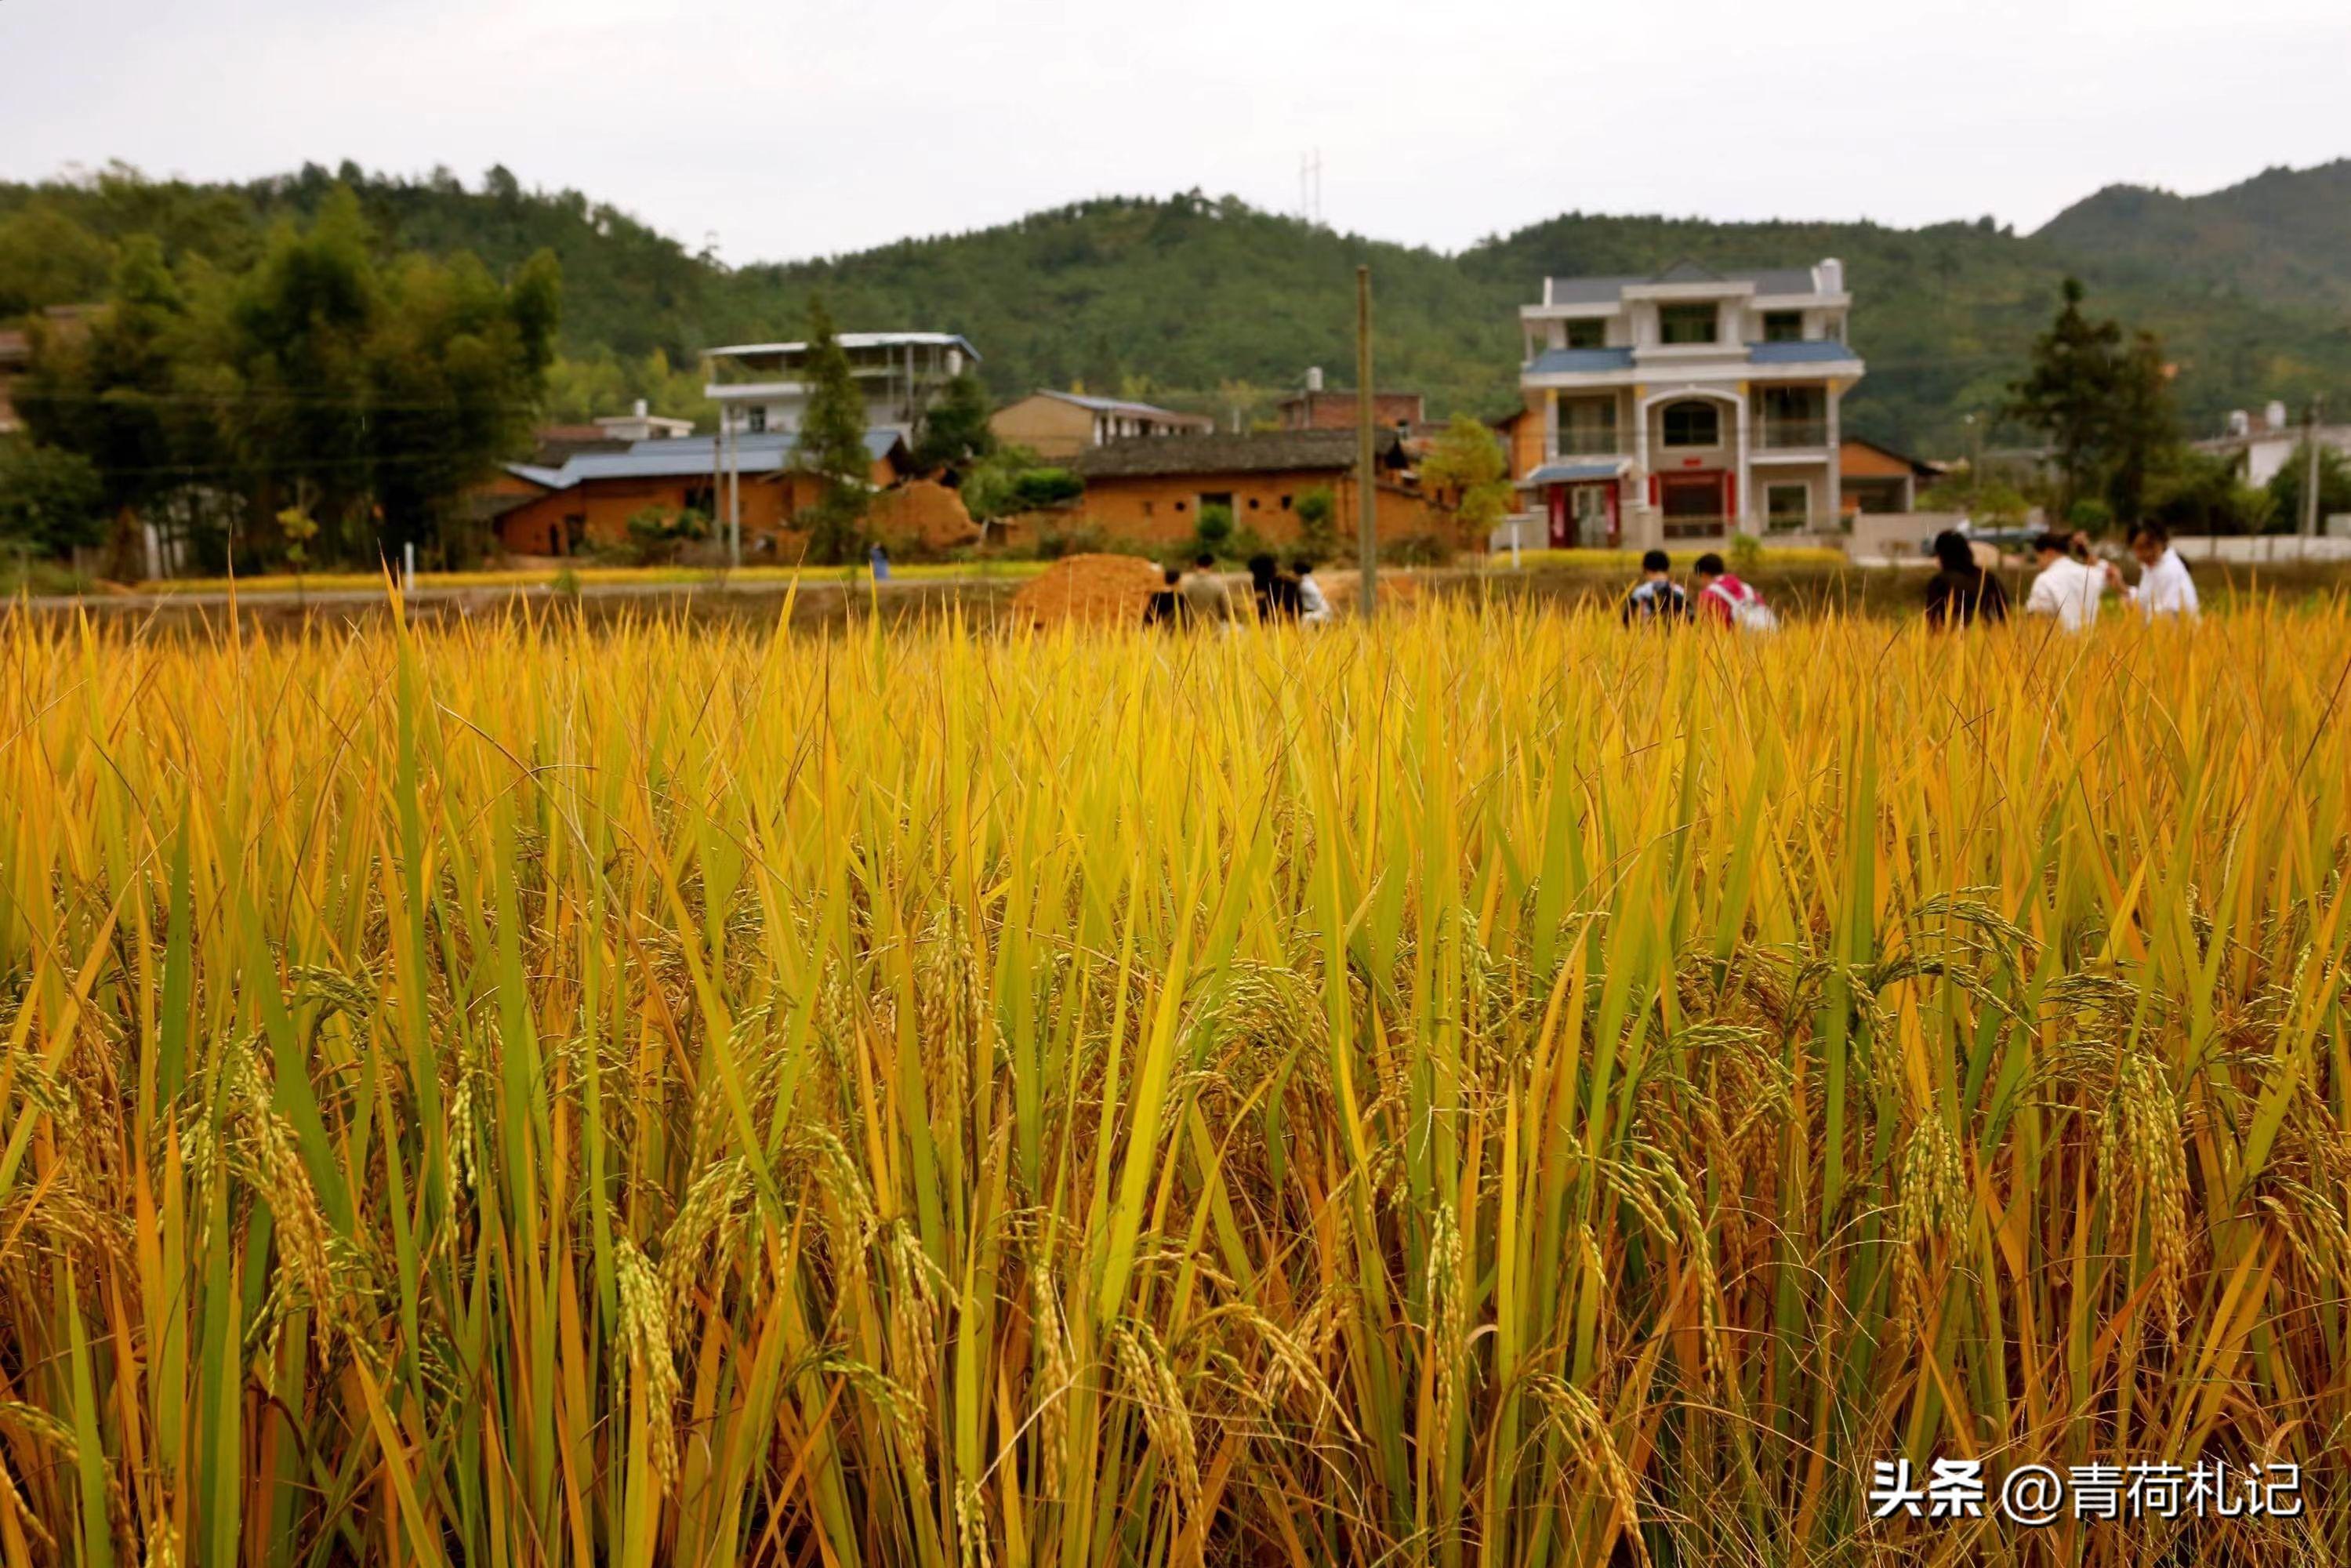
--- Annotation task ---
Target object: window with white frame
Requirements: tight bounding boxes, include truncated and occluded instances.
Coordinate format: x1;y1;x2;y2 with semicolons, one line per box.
1766;483;1811;532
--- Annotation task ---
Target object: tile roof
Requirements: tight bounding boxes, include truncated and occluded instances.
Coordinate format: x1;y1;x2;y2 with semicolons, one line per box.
1037;389;1213;424
506;429;906;490
706;332;981;362
1521;459;1627;485
1071;428;1406;480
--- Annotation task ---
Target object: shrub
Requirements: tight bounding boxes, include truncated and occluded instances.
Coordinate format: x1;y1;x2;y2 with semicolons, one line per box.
1729;532;1765;575
1010;467;1084;510
623;505;709;565
1192;502;1234;560
1380;531;1454;567
1295;486;1339;558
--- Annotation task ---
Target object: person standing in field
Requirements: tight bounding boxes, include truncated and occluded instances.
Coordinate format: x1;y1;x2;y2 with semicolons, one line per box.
1692;551;1776;631
1292;557;1332;626
2108;521;2200;619
1180;553;1235;626
1142;564;1192;629
1620;549;1690;626
1924;528;2011;628
1246;554;1302;622
2024;530;2106;631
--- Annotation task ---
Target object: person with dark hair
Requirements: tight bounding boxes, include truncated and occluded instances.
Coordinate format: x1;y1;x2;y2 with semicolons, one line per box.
1620;549;1690;625
1180;552;1234;625
1692;550;1776;631
1142;564;1192;629
1924;529;2010;628
2112;520;2199;619
1246;554;1302;622
2025;530;2104;631
1291;556;1332;626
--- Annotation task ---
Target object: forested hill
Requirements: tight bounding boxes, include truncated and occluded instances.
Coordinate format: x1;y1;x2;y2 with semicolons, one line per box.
2037;160;2351;317
5;159;2349;456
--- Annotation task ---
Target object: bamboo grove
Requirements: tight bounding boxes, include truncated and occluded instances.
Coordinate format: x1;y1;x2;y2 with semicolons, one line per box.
4;598;2351;1566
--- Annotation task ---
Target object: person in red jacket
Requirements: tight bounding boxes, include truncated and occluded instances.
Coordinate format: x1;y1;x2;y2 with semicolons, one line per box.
1691;551;1775;630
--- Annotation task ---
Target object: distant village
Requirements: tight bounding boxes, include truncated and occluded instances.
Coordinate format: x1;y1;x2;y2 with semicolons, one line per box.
5;256;2349;579
448;258;2351;572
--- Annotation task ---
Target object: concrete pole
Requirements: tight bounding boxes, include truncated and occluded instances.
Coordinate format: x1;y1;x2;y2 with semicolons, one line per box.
2304;397;2326;539
1355;264;1377;620
726;412;742;565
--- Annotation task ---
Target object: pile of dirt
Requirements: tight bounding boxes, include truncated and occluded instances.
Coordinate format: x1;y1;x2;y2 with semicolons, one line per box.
1009;553;1164;630
872;480;984;552
1319;570;1421;613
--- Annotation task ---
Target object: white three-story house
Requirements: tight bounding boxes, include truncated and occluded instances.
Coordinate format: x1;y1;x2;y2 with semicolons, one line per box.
1516;259;1862;548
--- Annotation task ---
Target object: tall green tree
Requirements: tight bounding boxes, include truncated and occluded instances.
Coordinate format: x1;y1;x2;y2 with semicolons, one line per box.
796;294;873;564
2104;329;2180;524
0;439;104;554
18;236;207;535
1418;416;1512;539
2006;278;2121;520
16;188;558;571
911;370;995;474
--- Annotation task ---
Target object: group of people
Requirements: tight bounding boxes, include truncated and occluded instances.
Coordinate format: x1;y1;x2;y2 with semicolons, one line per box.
1620;550;1780;631
1923;520;2200;630
1620;522;2201;633
1144;553;1332;629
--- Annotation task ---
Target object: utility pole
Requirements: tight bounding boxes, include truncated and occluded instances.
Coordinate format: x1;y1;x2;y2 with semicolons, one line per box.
1355;264;1377;620
2303;395;2327;539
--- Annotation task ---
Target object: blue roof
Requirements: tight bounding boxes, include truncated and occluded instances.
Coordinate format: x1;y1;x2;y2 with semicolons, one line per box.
506;430;903;490
1526;347;1636;375
1747;339;1861;365
1522;460;1625;486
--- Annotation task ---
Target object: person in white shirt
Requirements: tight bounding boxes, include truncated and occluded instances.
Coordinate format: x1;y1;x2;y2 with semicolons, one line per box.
2106;521;2199;619
1291;556;1332;626
2024;531;2106;631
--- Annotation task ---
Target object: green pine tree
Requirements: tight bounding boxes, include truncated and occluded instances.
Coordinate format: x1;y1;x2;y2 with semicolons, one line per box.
912;371;996;474
2006;278;2121;521
796;294;872;564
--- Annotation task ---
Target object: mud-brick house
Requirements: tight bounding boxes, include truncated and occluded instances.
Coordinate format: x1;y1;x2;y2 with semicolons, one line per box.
989;390;1214;459
491;429;974;558
1068;429;1446;548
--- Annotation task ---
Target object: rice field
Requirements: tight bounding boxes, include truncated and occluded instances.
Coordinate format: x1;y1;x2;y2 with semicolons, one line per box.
3;600;2350;1566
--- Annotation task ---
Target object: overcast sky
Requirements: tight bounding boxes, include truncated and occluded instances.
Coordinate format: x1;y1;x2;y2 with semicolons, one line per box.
5;0;2346;265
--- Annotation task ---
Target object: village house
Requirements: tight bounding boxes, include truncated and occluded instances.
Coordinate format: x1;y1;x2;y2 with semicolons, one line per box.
1068;429;1441;547
989;390;1214;459
1512;259;1863;548
492;427;933;558
702;332;978;438
2195;400;2351;488
1839;436;1942;516
1278;371;1425;434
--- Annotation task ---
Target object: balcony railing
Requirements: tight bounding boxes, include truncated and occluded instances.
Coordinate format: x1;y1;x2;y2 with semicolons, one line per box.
1756;419;1830;449
1555;429;1623;457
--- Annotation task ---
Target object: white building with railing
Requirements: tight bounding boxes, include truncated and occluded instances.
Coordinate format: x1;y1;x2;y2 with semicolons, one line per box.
702;332;979;439
1514;260;1863;549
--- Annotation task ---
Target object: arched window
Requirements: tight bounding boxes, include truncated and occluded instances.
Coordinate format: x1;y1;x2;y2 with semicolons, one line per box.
1660;400;1720;448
